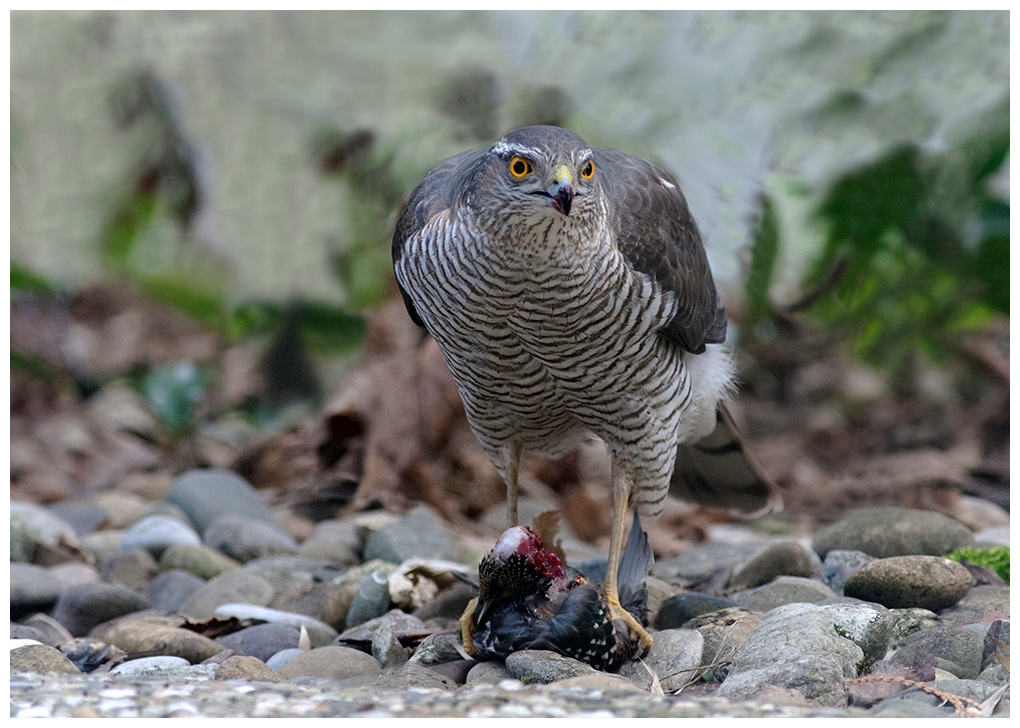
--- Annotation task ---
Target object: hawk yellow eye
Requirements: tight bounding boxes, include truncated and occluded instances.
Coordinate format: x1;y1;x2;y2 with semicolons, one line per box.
581;160;595;180
509;156;532;179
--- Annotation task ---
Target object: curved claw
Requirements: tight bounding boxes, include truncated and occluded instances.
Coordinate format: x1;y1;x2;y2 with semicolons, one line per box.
608;596;654;651
459;596;479;656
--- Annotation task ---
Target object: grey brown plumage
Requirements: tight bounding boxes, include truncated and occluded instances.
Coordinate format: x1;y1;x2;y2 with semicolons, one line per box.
393;125;779;653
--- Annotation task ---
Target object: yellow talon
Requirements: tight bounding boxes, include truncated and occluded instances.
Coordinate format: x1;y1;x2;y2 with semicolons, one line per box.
460;596;479;655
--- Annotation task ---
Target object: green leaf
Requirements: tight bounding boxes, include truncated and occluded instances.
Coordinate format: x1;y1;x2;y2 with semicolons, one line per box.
296;300;367;355
11;262;58;294
745;194;780;328
142;361;206;435
135;273;225;331
101;193;156;266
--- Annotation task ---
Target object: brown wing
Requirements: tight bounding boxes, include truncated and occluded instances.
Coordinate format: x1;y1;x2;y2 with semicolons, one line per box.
391;146;488;329
593;147;727;354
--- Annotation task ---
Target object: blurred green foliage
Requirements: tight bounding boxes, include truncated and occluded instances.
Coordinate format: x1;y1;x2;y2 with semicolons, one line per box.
746;97;1008;375
946;546;1010;584
142;361;207;436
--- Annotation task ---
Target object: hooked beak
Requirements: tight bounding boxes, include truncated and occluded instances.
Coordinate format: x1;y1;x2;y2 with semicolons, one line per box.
542;165;574;216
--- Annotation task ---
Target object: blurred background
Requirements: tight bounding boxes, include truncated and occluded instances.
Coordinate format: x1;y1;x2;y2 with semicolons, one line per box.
10;11;1009;534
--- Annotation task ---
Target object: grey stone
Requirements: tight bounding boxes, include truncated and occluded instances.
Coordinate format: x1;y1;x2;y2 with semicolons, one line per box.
144;569;206;612
158;543;239;580
271;581;352;631
47;501;109;536
79;531;126;567
371;624;411;667
741;575;837;612
466;660;514;686
212;604;338;648
843;555;973;612
654;593;735;629
11;644;82;674
940;585;1011;627
872;678;1002;716
266;648;305;672
178;569;276;619
214;654;282;682
820;550;875;595
977;662;1009;686
108;656;190;676
166;468;276;533
342;661;458;691
46;562;102;590
549;673;647;693
217;622;302;662
982;619;1009;671
887;607;941;648
818;602;891;660
336;609;426;644
889;625;985;679
11;501;88;565
102;615;227;664
10;562;63;619
18;614;73;647
651;540;740;592
716;603;863;706
101;548;158;591
119;514;201;558
52;582;150;637
203;513;298;563
728;540;821;591
410;632;468;665
240;555;335;595
813;507;974;559
687;606;762;682
619;628;703;691
413;581;478;623
362;508;456;563
346;569;392;627
504;649;596;684
298;519;360;565
275;645;381;680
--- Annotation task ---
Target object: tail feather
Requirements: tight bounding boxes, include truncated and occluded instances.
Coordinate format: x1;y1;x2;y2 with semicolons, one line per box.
616;511;654;626
671;403;782;517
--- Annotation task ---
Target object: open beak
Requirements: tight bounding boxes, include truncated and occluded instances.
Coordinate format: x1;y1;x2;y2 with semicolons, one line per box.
547;165;574;216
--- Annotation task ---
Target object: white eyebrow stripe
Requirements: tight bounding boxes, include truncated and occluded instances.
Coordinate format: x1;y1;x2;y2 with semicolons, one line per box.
491;140;544;158
659;177;676;189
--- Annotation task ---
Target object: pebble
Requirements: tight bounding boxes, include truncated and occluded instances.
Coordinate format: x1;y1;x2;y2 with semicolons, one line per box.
203;513;299;563
504;650;596;683
297;519;360;564
102;615;227;663
618;628;703;691
46;562;102;590
211;604;339;648
11;644;82;674
654;593;735;629
178;570;276;619
11;562;64;619
216;623;302;662
11;501;89;565
90;491;152;530
143;569;207;612
739;575;837;612
166;469;278;533
817;602;890;660
109;656;190;677
158;543;239;580
101;548;159;591
271;581;351;630
214;655;282;682
716;603;863;707
888;625;985;679
843;555;973;611
362;508;457;563
819;549;875;594
51;583;150;637
119;514;202;557
47;501;110;536
685;607;762;681
79;531;126;566
812;507;975;559
275;645;382;680
265;647;305;672
346;569;393;626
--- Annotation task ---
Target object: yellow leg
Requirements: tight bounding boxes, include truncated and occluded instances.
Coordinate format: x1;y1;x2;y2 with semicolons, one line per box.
503;441;522;528
603;460;653;650
459;597;479;655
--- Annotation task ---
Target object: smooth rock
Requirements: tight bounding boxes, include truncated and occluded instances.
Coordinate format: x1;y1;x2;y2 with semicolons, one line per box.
46;562;102;589
178;570;276;619
939;585;1011;626
728;540;821;591
239;556;335;595
159;543;239;580
619;628;703;691
102;616;227;663
265;648;305;672
271;581;351;630
203;513;299;563
215;654;282;682
335;609;425;643
17;614;73;647
427;659;475;685
340;661;458;690
871;679;1003;716
10;562;64;619
90;491;151;529
52;583;150;637
46;501;109;536
346;570;392;627
212;604;338;648
716;603;863;706
11;501;88;565
297;519;360;564
813;507;974;559
887;607;941;648
275;645;381;680
119;514;201;557
217;623;302;662
654;593;735;630
413;582;478;623
371;624;411;667
686;607;762;682
10;644;81;674
362;508;457;563
889;625;984;679
820;549;876;595
818;602;891;659
651;541;741;593
547;673;647;693
108;656;190;676
843;555;973;611
166;469;277;533
79;531;125;566
982;619;1009;671
504;650;596;684
101;548;158;591
410;632;468;666
144;569;207;613
741;575;837;612
466;660;513;686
